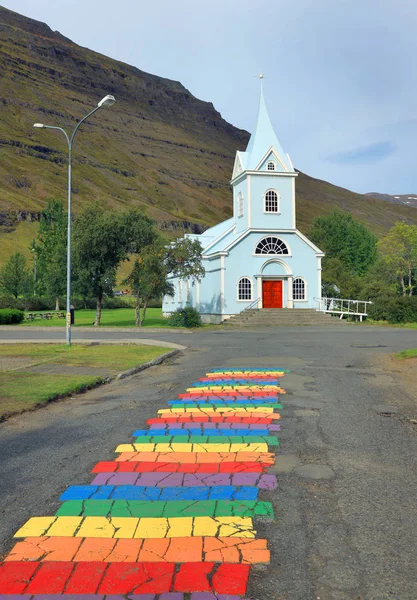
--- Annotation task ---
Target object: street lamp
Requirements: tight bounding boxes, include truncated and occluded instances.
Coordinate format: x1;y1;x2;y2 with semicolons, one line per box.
33;94;116;345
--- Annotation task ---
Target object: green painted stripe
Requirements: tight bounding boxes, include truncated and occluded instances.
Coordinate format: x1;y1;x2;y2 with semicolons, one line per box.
132;435;280;446
56;499;274;519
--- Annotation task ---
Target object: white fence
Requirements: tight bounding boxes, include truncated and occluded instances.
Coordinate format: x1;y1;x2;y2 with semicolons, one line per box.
314;297;372;321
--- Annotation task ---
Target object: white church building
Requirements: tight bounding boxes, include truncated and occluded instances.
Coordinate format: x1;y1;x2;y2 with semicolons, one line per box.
163;83;324;323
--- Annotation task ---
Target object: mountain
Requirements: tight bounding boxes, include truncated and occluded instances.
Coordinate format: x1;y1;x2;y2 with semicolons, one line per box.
1;5;417;266
365;192;417;209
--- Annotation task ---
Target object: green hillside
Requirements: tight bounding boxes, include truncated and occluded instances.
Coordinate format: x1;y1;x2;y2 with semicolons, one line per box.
1;5;417;265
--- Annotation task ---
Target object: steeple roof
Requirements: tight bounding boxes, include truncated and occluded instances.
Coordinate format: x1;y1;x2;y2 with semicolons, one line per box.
239;82;293;173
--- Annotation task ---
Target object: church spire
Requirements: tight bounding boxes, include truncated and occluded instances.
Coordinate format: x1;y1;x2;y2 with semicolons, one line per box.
244;75;293;172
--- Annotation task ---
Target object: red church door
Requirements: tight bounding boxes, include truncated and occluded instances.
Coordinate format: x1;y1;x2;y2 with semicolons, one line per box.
262;280;283;308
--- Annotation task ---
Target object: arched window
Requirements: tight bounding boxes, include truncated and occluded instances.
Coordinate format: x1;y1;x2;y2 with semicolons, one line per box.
293;277;306;300
264;189;279;212
267;161;276;171
238;192;244;217
255;237;289;255
238;277;253;300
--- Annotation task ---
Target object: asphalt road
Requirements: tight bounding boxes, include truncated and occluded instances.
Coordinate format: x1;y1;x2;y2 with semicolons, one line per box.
0;325;416;600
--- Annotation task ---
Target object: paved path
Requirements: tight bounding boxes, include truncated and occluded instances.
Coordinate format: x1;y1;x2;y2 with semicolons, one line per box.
0;326;416;599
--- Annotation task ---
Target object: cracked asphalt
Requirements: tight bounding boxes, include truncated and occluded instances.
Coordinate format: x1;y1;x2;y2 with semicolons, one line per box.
0;325;416;599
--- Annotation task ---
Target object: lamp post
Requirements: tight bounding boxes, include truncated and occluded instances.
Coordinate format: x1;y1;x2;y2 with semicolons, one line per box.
34;94;116;345
30;243;37;296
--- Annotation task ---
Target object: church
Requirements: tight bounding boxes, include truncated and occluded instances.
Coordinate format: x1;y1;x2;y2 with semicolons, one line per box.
163;82;324;323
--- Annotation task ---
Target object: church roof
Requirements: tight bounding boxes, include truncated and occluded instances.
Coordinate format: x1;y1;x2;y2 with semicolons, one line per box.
239;83;293;173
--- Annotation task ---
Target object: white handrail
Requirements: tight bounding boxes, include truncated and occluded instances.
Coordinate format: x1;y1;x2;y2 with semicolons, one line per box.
314;297;373;321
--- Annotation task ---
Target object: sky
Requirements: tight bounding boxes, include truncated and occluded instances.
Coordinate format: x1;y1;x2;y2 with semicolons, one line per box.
2;0;417;194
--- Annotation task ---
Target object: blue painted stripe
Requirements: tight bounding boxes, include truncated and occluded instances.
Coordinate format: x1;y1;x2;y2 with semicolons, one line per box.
60;485;259;501
133;428;270;437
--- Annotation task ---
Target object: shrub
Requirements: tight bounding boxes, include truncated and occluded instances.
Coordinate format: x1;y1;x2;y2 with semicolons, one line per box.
20;296;55;311
168;306;202;328
0;308;25;324
0;294;18;309
368;296;417;323
367;297;392;322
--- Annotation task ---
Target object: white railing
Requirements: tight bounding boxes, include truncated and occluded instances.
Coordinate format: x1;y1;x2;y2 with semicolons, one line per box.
314;297;373;321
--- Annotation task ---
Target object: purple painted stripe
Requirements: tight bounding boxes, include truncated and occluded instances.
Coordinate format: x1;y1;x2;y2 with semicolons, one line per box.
90;471;277;489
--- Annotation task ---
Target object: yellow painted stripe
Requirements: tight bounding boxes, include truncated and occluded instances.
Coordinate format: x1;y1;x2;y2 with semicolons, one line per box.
14;516;255;539
115;443;270;453
157;407;275;414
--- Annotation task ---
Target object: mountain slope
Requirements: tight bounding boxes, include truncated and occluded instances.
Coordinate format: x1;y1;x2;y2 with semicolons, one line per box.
1;5;417;265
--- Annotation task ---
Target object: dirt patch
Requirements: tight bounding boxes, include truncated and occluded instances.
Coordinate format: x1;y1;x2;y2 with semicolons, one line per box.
374;353;417;428
0;357;37;371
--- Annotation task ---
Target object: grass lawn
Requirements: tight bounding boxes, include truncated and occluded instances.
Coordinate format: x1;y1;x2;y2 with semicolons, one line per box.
17;307;170;328
396;348;417;360
0;343;170;421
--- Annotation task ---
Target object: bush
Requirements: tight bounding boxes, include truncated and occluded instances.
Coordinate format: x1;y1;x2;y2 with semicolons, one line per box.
368;296;417;323
20;296;55;311
0;308;25;324
0;294;18;309
168;306;202;328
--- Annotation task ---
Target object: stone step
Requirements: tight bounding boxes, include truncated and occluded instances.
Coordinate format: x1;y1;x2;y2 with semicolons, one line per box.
222;308;349;327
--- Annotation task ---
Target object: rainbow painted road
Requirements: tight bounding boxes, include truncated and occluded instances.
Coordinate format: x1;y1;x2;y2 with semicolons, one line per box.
0;368;288;599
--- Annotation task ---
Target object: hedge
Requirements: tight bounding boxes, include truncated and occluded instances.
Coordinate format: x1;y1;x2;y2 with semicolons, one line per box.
0;308;25;324
368;296;417;324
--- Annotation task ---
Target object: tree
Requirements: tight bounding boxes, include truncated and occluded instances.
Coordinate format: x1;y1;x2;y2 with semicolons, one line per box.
378;222;417;296
72;206;155;326
0;253;30;298
125;236;205;327
164;237;205;281
125;247;174;326
310;212;378;276
35;200;67;310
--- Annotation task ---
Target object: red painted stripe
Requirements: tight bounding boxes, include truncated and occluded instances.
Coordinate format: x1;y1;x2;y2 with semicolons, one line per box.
147;416;277;424
92;461;266;473
0;561;249;594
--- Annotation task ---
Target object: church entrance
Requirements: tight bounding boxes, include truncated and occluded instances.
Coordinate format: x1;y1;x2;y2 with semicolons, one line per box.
262;280;283;308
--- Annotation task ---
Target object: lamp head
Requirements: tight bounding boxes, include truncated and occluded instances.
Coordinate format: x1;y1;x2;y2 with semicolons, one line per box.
33;123;45;128
98;94;116;108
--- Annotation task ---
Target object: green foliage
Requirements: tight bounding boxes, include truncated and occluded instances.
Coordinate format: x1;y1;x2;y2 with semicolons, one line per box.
72;207;154;326
310;212;378;276
125;236;204;327
35;200;67;304
378;222;417;296
168;306;202;328
165;238;205;282
0;253;31;298
0;308;24;324
368;296;417;323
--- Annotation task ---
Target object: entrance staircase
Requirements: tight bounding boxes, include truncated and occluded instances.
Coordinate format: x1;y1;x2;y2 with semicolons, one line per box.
222;308;349;328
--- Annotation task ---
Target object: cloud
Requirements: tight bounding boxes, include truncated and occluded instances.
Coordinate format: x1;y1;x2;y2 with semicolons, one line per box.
326;141;396;165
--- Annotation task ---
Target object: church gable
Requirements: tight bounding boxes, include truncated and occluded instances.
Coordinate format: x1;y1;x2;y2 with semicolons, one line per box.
232;152;244;179
255;147;290;173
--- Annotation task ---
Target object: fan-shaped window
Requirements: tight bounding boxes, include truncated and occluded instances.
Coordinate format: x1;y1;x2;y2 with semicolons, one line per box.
267;161;276;171
238;277;253;300
293;277;306;300
238;192;244;217
255;237;289;255
264;190;279;212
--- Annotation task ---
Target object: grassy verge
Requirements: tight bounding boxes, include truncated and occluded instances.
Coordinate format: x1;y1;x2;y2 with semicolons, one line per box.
396;348;417;360
354;320;417;329
0;343;170;421
16;307;169;328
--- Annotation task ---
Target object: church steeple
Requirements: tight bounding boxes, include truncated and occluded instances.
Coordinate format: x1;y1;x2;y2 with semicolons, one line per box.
243;76;293;173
